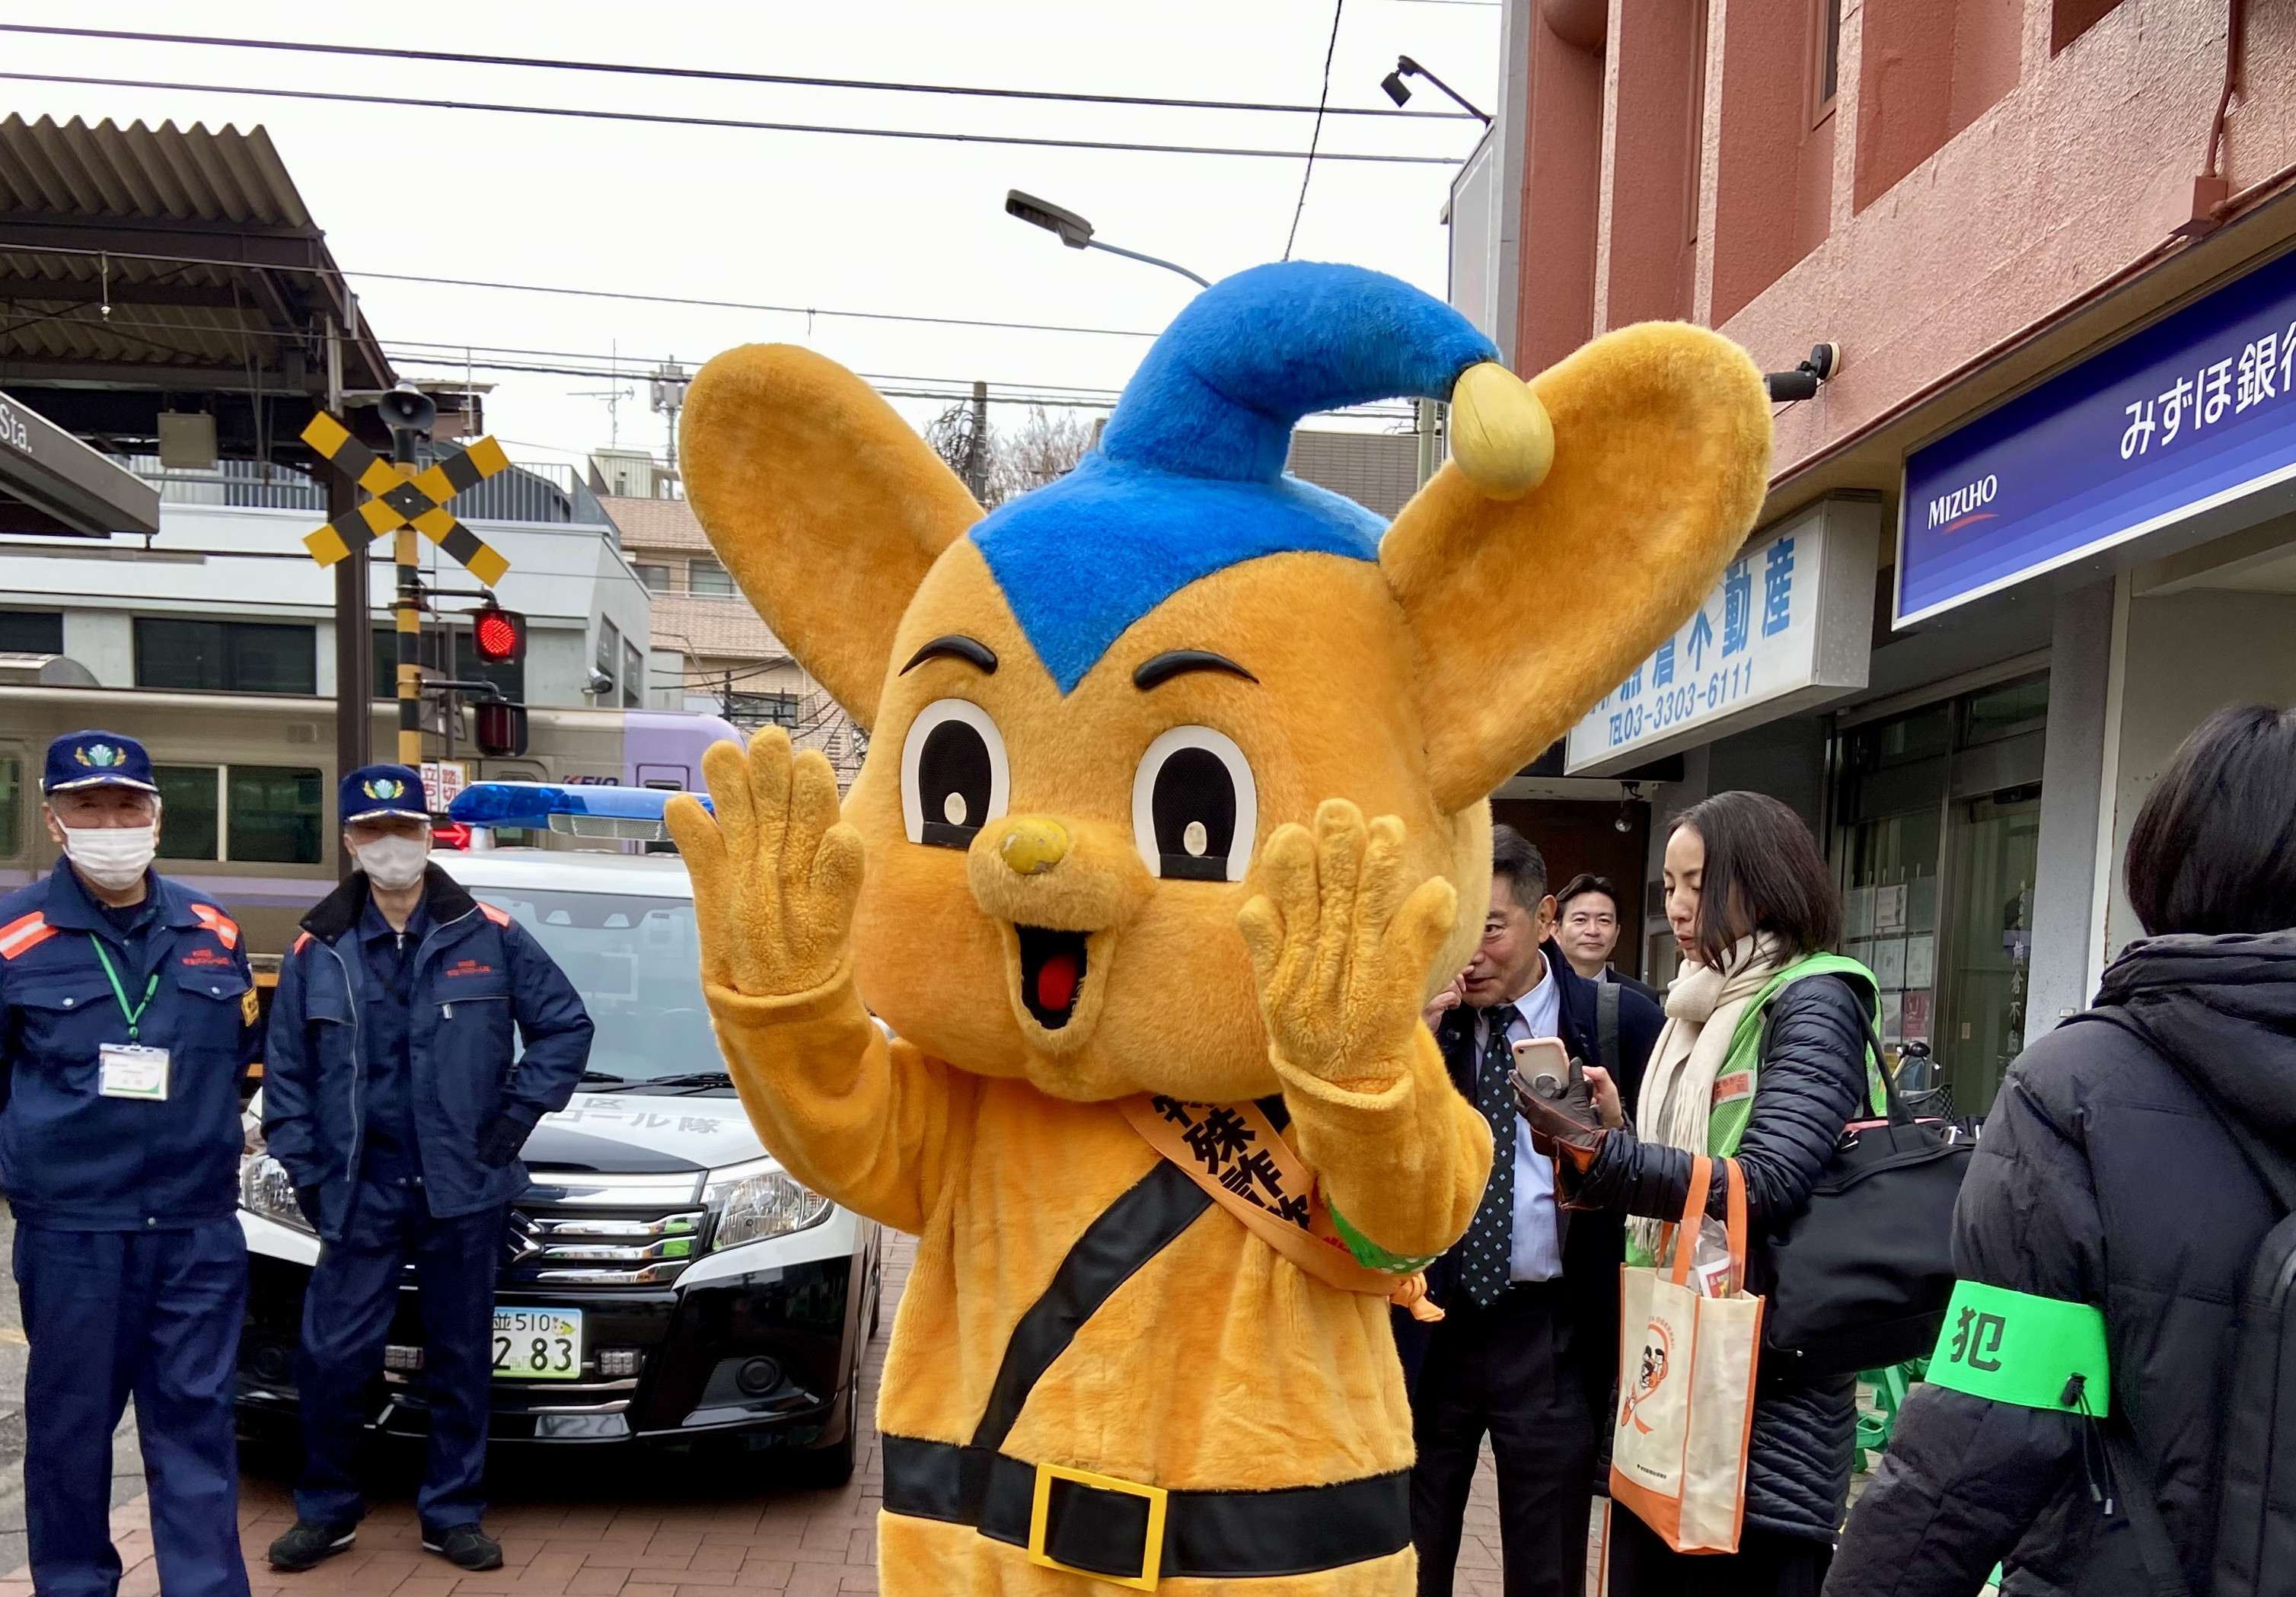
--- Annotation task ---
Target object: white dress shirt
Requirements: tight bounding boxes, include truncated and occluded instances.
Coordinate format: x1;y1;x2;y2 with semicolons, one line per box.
1472;959;1566;1283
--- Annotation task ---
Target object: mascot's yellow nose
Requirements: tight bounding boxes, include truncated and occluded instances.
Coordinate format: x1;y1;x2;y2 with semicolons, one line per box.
1000;818;1071;876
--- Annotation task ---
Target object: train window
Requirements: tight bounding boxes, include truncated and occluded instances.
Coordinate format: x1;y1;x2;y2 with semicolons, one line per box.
155;766;222;860
689;558;735;597
0;612;61;654
136;618;316;695
228;766;323;865
0;757;21;858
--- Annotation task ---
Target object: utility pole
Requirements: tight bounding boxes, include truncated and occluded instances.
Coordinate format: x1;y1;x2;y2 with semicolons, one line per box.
325;317;372;869
964;380;990;502
1415;398;1444;488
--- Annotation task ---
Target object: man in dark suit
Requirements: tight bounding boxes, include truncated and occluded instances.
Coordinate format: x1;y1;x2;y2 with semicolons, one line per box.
1397;826;1663;1597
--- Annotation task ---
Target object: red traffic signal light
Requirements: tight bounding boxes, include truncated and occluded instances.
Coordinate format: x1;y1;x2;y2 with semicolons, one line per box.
475;702;528;757
473;605;526;665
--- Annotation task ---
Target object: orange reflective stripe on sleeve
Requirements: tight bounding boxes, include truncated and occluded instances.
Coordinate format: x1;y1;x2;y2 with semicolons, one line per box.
0;911;56;961
190;903;241;951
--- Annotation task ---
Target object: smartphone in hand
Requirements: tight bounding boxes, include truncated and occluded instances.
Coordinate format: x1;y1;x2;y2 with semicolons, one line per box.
1510;1036;1571;1099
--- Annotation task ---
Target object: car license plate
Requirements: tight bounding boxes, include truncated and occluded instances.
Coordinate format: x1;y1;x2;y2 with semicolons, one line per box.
493;1308;583;1381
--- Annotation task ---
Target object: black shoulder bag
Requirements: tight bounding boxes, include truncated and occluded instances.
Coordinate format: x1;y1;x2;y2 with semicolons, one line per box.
1757;985;1977;1380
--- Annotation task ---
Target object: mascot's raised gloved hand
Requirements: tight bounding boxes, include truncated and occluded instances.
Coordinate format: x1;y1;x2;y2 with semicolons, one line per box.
668;728;864;999
1237;798;1458;1093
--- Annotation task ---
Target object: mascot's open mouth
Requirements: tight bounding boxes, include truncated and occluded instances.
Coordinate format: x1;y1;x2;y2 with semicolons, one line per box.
1017;926;1088;1028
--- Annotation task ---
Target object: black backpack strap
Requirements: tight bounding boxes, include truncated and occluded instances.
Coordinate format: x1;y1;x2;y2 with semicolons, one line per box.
1596;978;1620;1073
2105;1425;2196;1596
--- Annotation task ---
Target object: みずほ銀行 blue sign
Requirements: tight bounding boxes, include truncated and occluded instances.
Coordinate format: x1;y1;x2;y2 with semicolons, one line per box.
1900;246;2296;624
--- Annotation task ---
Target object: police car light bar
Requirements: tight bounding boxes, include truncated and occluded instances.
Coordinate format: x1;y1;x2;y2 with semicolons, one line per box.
448;783;711;843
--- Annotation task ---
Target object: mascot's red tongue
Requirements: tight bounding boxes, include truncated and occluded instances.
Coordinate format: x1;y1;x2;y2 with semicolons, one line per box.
1035;950;1079;1014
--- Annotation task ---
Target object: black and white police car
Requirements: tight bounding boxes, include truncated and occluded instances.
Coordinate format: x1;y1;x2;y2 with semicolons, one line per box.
234;783;882;1483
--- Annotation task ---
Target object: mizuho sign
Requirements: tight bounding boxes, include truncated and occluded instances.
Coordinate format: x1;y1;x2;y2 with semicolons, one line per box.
1564;499;1879;776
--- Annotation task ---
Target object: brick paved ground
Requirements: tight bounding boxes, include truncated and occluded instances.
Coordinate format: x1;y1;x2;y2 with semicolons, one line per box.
0;1227;1542;1597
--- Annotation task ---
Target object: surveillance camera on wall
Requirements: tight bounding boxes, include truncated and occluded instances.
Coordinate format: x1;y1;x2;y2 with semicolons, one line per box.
586;670;614;696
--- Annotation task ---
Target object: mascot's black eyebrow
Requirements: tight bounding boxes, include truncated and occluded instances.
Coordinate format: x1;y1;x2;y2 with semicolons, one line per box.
899;635;998;675
1133;650;1259;690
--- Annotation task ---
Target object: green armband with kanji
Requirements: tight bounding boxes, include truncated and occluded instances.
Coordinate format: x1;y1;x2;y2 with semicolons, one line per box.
1926;1279;2110;1417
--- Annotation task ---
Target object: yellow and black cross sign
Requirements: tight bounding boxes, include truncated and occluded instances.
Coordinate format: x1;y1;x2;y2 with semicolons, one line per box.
298;412;513;586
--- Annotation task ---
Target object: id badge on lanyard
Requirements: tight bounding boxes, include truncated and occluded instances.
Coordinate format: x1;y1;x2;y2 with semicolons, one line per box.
89;936;168;1102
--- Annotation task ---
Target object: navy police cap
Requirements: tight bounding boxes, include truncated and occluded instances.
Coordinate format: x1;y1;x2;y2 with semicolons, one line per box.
43;730;158;795
340;763;431;824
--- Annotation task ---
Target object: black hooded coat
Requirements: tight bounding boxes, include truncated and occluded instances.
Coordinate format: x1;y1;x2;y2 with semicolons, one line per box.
1826;932;2296;1596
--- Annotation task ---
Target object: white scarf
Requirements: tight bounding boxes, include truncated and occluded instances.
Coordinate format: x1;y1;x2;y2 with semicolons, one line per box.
1627;933;1788;1263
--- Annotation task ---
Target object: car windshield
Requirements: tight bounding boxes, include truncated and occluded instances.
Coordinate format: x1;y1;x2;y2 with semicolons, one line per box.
467;886;725;1088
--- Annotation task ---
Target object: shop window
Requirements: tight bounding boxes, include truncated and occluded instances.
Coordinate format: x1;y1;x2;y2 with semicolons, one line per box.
633;563;671;592
1832;671;2049;1117
155;765;222;861
135;618;316;695
0;610;62;654
689;558;735;596
228;766;324;864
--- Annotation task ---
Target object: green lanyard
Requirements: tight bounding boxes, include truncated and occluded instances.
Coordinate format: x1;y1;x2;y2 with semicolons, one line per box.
88;937;161;1044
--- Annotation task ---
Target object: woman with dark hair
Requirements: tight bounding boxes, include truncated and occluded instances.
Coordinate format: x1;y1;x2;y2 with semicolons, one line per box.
1519;790;1877;1596
1827;705;2296;1597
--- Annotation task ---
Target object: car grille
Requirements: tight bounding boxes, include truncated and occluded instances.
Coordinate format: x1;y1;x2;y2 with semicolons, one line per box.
502;1170;710;1289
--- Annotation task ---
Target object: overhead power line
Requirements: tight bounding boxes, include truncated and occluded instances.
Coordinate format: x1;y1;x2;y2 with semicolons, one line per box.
0;71;1468;164
0;24;1476;120
10;241;1166;340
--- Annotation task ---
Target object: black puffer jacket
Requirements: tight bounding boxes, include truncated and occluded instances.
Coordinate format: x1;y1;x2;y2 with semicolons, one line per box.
1576;971;1872;1545
1826;932;2296;1597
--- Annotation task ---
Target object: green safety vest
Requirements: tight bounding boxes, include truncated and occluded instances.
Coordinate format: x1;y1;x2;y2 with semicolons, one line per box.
1623;953;1884;1267
1707;952;1888;1158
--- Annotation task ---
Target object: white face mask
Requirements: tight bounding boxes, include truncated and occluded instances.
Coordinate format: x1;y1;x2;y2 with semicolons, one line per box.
354;834;431;891
61;822;157;892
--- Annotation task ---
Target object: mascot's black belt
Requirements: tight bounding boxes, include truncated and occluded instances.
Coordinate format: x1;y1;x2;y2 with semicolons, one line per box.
879;1152;1413;1588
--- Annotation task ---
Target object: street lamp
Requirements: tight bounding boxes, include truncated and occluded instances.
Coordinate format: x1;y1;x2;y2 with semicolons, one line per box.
1005;190;1210;289
1379;56;1491;126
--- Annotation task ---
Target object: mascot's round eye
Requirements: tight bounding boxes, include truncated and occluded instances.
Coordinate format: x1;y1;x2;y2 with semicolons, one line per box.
1132;726;1257;883
901;700;1009;850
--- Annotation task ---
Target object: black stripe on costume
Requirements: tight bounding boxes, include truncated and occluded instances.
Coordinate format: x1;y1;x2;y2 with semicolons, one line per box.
969;1160;1212;1454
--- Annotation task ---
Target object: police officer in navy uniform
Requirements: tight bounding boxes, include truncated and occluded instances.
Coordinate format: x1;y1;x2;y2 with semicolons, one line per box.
261;766;591;1575
0;731;257;1597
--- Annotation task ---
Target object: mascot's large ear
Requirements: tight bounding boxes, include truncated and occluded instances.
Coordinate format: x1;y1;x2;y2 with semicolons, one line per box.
681;345;984;728
1382;324;1772;814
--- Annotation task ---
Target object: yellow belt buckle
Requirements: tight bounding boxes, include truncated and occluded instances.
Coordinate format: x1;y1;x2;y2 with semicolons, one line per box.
1026;1460;1169;1591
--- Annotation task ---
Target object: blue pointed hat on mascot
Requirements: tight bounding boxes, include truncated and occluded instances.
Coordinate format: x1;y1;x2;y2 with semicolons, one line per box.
969;260;1549;692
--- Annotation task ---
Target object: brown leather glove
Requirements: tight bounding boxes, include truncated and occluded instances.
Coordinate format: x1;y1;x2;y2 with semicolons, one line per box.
1510;1057;1608;1173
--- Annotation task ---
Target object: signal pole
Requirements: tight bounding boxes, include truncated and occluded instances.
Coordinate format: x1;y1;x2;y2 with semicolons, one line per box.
377;386;439;768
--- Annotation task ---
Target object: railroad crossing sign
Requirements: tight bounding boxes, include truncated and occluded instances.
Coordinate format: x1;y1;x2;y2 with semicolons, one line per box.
298;411;513;586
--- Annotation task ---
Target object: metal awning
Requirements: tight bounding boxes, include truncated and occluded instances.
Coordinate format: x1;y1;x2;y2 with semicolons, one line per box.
0;113;396;470
0;385;157;534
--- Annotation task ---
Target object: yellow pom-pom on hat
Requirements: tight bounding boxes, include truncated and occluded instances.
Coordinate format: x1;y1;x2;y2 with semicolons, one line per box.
1449;360;1555;501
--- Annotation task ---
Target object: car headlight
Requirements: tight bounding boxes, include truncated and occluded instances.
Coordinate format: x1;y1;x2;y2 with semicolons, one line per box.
239;1152;314;1236
703;1157;831;1250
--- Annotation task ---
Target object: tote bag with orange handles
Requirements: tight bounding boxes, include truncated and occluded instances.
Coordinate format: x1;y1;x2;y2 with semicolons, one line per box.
1609;1156;1765;1554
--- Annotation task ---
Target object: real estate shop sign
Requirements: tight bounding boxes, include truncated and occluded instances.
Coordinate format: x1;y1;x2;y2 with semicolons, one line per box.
1900;245;2296;624
1565;498;1878;776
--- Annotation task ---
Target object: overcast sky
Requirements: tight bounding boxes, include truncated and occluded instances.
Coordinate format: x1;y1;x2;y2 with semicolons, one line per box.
6;0;1498;467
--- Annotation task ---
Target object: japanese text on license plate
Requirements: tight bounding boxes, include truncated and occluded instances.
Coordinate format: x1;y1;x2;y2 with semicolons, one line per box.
493;1308;582;1380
